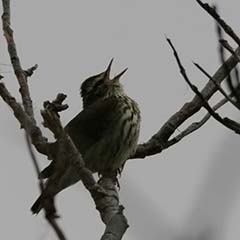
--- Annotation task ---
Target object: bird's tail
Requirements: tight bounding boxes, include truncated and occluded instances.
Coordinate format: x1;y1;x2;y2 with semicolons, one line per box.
31;196;43;214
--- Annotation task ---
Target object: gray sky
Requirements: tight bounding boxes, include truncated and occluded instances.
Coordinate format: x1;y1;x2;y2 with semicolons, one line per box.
1;0;240;239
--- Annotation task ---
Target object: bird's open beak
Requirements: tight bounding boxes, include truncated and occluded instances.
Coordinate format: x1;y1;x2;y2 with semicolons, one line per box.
112;68;128;82
104;58;114;79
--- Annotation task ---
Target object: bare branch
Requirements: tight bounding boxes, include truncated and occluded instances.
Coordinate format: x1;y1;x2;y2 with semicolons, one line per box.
132;46;240;159
0;80;49;155
2;0;34;117
168;95;230;146
1;1;129;238
39;96;129;239
25;133;67;240
100;205;129;240
167;38;240;134
0;71;67;240
220;39;240;60
215;17;240;108
25;133;44;190
193;62;240;109
24;64;38;77
196;0;240;46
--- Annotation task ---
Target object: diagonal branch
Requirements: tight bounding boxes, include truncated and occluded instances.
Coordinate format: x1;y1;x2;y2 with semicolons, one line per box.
2;0;34;118
1;1;129;239
193;62;240;109
133;47;240;159
132;46;240;159
220;39;240;61
25;132;67;240
196;0;240;46
0;79;49;155
167;94;231;147
41;97;129;239
166;38;240;134
215;17;240;106
132;1;240;160
0;79;67;240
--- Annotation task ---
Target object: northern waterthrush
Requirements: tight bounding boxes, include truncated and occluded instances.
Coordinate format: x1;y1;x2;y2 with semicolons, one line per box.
31;59;141;213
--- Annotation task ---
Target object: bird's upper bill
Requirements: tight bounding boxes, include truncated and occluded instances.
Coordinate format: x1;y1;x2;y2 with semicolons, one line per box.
104;58;128;83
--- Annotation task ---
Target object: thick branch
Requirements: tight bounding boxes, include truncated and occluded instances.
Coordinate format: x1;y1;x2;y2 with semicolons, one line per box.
41;99;128;239
0;81;48;155
1;1;128;238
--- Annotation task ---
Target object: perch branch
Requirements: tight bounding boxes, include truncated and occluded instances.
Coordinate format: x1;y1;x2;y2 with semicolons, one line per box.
41;97;128;239
1;1;128;238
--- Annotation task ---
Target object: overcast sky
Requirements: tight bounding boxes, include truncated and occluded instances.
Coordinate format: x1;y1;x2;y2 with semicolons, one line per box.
1;0;240;239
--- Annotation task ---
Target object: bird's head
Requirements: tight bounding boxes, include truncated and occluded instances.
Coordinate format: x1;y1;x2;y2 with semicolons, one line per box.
80;59;128;108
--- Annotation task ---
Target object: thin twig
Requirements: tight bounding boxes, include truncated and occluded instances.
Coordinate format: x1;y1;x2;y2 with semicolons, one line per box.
215;16;240;106
132;44;240;159
219;39;240;60
167;95;231;147
2;0;34;117
25;132;67;240
193;62;240;109
25;133;44;190
219;39;240;88
24;64;38;77
166;37;240;134
196;0;240;46
0;81;67;240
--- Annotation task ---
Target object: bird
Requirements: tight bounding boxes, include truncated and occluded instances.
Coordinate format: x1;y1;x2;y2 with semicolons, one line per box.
31;59;141;214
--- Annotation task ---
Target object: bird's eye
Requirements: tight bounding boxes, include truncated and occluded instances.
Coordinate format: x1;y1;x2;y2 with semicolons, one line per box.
93;79;104;89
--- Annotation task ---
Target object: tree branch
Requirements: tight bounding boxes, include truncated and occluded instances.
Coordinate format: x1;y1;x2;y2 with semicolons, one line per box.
2;0;34;117
132;45;240;159
167;94;231;147
25;132;67;240
166;38;240;134
196;0;240;46
193;62;240;109
1;1;128;239
132;1;240;159
41;96;129;239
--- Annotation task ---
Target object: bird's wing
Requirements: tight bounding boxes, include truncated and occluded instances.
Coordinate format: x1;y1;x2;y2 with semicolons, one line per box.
65;97;123;155
40;97;123;179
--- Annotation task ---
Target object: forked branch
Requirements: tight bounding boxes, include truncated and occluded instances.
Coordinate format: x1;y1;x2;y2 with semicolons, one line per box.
1;1;128;239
